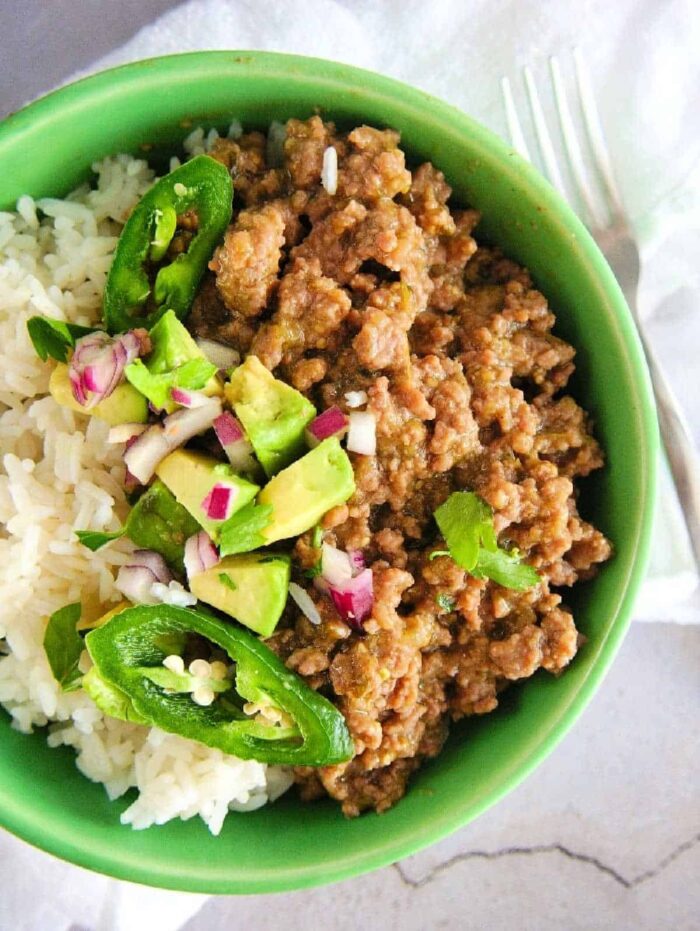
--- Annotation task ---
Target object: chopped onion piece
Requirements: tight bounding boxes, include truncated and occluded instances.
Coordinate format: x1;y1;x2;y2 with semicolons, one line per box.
123;425;171;484
195;338;240;371
213;411;258;473
213;411;244;445
321;146;338;195
321;542;353;586
201;483;238;521
305;406;348;448
162;398;222;446
107;422;148;444
344;390;368;409
69;329;148;409
184;531;220;579
170;387;213;408
347;549;365;574
131;549;172;583
116;565;160;604
327;568;374;630
289;583;322;626
346;411;376;456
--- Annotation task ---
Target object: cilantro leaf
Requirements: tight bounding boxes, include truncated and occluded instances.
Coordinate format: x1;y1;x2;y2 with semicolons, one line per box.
75;528;125;551
218;572;238;591
433;491;540;591
433;491;491;571
218;502;274;557
26;316;97;362
43;602;83;691
472;548;541;591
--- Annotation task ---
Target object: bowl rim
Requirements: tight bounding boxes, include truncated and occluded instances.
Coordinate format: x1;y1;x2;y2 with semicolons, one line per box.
0;49;658;893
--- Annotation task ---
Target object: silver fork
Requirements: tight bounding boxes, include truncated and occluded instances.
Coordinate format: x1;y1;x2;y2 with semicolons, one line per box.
502;50;700;569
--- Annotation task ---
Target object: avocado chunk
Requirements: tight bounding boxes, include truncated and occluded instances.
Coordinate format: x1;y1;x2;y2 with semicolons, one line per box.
224;355;316;477
125;309;219;414
155;449;259;540
189;553;291;637
258;437;355;544
49;363;148;426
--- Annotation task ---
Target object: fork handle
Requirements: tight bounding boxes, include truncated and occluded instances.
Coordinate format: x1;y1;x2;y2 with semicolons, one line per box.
639;331;700;570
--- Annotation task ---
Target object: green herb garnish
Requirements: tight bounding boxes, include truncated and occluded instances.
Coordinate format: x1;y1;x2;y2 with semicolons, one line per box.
218;572;238;591
43;602;84;691
311;525;324;549
26;316;97;362
433;491;540;591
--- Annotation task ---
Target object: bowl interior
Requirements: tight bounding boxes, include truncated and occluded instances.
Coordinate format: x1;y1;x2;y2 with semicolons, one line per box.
0;51;657;893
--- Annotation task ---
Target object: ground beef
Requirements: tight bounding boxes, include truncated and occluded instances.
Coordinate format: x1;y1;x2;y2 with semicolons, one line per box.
194;118;612;817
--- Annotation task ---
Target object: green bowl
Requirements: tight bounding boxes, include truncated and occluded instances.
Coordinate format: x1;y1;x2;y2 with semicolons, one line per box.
0;51;657;893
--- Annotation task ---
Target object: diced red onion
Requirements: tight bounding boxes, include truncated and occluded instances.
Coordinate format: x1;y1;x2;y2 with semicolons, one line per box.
305;407;348;448
69;329;148;409
116;550;173;605
201;483;238;521
344;390;368;409
170;387;213;408
107;422;148;444
346;411;376;456
116;565;160;604
347;549;365;574
162;398;222;446
321;146;338;195
125;399;222;484
321;542;353;586
213;411;243;445
213;411;258;473
195;338;240;371
123;425;172;484
184;531;220;579
131;549;172;583
327;568;374;630
288;582;322;626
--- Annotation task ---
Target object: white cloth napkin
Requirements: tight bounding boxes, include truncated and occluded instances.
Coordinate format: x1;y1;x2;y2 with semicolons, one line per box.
2;3;698;931
84;0;700;624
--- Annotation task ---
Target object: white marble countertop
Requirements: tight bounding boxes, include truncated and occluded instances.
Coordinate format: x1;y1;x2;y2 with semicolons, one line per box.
1;621;697;930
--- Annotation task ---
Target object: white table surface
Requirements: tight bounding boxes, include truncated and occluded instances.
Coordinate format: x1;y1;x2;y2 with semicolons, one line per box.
0;3;698;929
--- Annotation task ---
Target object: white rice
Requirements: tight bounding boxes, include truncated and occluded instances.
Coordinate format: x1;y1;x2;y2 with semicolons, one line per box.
0;152;293;834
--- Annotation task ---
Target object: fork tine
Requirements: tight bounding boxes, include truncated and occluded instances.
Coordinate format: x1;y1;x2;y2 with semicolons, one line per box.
549;56;608;229
573;48;626;219
523;65;569;199
501;76;532;162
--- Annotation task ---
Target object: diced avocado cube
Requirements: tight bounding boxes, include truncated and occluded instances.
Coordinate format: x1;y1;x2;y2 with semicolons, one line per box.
258;437;355;544
49;363;148;426
224;355;316;477
125;310;219;414
148;309;206;372
155;449;259;540
189;553;291;637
